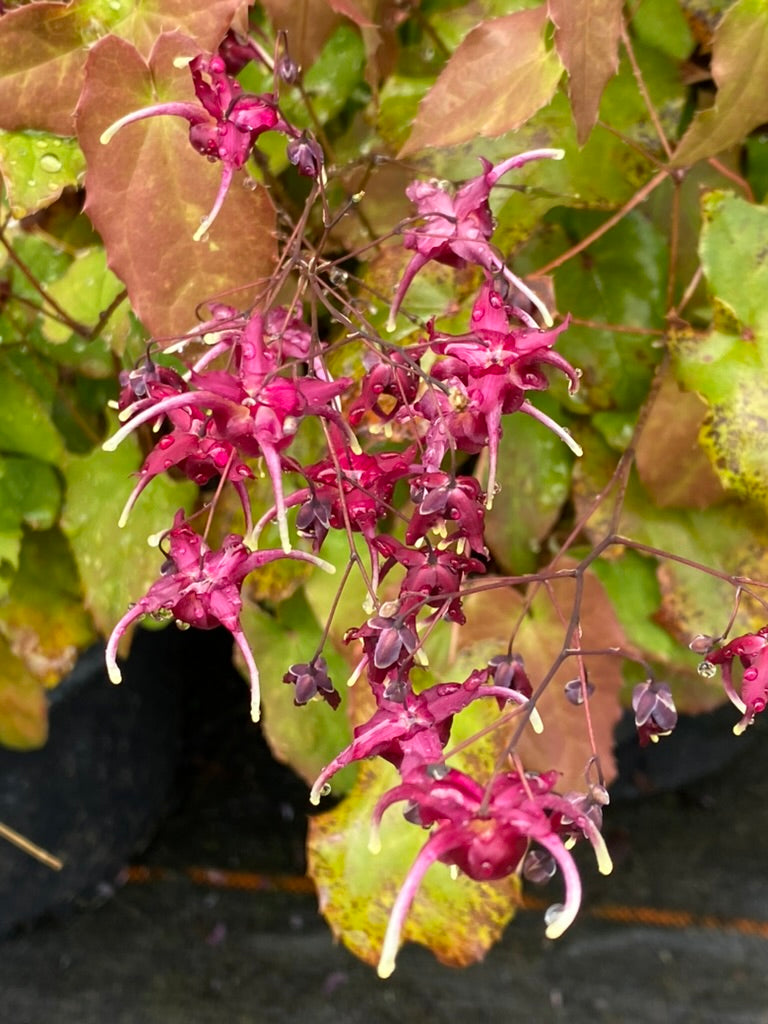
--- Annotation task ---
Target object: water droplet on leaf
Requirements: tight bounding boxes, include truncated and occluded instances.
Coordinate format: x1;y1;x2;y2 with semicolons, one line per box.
40;153;62;173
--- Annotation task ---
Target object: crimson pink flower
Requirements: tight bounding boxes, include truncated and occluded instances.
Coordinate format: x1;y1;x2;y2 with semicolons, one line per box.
388;150;563;330
309;671;538;804
372;767;612;977
100;53;284;240
705;627;768;733
105;511;332;722
105;313;352;552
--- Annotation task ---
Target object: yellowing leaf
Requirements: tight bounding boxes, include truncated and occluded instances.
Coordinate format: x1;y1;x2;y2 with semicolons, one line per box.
0;528;96;687
0;130;85;218
0;634;47;750
307;760;520;970
400;6;563;155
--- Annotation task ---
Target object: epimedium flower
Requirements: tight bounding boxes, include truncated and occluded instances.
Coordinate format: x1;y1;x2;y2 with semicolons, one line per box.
373;534;486;624
371;766;613;978
104;312;353;552
423;281;582;504
105;511;334;723
705;627;768;734
406;472;487;555
309;669;540;805
387;149;564;330
100;53;293;240
283;657;340;709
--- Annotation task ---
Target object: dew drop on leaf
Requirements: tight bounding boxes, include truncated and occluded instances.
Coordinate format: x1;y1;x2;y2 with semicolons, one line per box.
40;154;62;173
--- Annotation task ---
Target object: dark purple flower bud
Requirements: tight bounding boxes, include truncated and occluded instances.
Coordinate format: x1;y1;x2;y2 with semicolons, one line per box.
632;680;677;747
487;653;532;699
277;53;300;84
283;657;340;710
295;493;332;551
563;677;595;705
286;133;324;177
366;614;419;670
689;633;716;655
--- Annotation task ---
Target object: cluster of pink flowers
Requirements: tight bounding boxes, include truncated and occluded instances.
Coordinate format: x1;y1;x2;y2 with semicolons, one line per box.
101;38;632;976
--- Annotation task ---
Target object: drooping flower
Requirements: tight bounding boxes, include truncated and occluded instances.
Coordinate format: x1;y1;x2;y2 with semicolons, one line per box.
104;312;353;552
388;150;564;329
309;669;539;804
283;657;340;709
372;767;612;978
105;511;333;722
705;627;768;733
100;53;285;240
421;282;581;503
631;679;678;746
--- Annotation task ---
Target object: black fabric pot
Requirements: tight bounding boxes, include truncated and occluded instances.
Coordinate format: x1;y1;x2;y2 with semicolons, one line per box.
0;626;186;935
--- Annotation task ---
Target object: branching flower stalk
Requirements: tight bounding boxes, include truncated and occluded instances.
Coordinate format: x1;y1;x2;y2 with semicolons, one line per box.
94;26;768;978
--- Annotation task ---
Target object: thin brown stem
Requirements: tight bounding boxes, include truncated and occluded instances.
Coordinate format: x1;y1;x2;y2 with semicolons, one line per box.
532;170;668;277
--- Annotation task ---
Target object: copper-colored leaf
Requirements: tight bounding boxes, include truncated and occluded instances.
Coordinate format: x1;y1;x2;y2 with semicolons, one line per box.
0;2;87;135
457;578;623;792
261;0;341;70
548;0;623;145
76;33;276;339
671;0;768;166
0;0;247;136
635;367;726;508
400;6;563;156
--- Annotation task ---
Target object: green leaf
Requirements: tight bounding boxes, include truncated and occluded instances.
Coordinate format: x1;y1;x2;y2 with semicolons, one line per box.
484;393;575;574
307;760;519;971
59;420;196;638
0;528;97;687
0;456;61;589
40;248;125;344
0;351;64;463
671;0;768;166
522;209;667;414
400;6;563;155
548;0;623;144
239;591;355;793
302;24;367;124
76;32;277;339
632;0;695;60
0;131;85;218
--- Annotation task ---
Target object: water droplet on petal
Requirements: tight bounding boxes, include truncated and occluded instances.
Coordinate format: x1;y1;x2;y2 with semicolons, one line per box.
40;153;62;173
471;307;483;321
488;292;503;308
544;903;565;928
158;435;175;450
